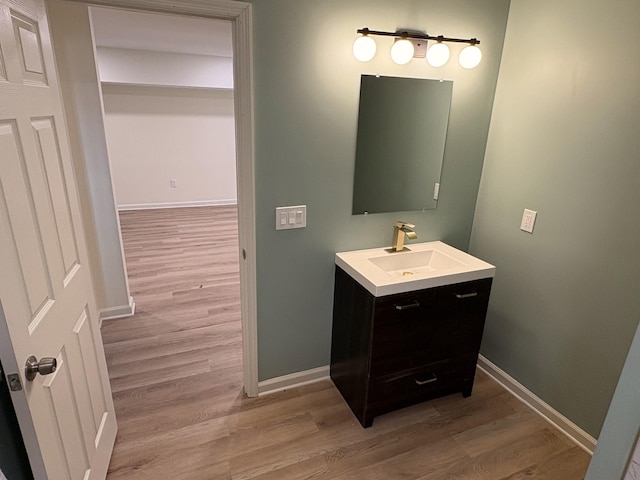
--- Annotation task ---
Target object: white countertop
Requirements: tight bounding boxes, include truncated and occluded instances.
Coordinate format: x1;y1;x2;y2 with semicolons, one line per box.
335;241;495;297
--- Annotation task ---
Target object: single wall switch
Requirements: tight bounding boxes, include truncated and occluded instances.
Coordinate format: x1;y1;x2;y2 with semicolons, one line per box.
170;179;177;188
433;183;440;201
520;208;537;233
275;205;307;230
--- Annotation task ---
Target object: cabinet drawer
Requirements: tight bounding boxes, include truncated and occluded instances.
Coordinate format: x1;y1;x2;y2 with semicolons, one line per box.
370;289;437;376
369;357;476;406
436;278;492;307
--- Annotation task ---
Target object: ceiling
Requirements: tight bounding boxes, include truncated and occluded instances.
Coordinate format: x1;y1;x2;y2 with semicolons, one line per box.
90;6;233;58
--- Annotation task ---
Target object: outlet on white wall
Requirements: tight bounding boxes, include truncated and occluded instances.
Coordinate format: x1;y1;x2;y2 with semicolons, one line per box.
170;179;177;188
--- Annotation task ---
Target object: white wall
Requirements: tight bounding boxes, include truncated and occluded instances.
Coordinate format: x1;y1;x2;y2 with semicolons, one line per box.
48;1;133;321
102;84;237;209
91;11;236;210
97;47;233;89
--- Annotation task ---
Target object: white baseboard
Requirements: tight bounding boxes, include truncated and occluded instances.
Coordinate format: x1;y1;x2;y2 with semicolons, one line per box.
99;296;136;325
118;200;237;211
477;355;596;454
258;365;330;396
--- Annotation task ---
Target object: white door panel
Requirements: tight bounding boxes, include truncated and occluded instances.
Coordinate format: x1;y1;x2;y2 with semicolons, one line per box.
0;0;116;478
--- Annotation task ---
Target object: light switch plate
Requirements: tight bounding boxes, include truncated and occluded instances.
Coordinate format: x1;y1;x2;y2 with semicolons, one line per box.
520;208;537;233
275;205;306;230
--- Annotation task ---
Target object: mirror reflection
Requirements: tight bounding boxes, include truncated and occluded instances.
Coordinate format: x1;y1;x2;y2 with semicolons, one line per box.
352;75;453;215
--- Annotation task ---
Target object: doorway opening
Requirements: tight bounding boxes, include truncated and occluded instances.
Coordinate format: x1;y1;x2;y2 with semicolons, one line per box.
60;0;258;396
88;6;248;400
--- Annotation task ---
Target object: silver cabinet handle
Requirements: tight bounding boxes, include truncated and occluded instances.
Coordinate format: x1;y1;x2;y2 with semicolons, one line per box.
415;374;438;385
456;292;478;299
25;356;57;381
395;301;420;311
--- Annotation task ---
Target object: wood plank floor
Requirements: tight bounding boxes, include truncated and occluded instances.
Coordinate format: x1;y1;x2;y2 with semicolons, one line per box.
103;206;591;479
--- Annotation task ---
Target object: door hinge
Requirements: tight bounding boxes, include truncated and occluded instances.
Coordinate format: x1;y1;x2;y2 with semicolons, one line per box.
7;373;23;391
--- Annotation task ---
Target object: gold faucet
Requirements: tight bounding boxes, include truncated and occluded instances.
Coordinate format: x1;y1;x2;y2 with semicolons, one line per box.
389;221;417;252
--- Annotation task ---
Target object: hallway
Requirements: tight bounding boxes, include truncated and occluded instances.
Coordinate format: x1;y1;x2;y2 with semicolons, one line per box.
102;206;244;478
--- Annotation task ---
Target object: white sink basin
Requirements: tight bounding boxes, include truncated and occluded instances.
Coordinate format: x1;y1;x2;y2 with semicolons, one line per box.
367;249;467;277
335;241;495;297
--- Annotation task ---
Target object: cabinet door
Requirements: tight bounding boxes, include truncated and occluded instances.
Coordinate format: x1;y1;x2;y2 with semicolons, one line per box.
330;267;375;419
370;289;437;376
430;278;492;361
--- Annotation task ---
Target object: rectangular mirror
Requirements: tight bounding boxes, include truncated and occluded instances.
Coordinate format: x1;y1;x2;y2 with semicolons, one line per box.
352;75;453;215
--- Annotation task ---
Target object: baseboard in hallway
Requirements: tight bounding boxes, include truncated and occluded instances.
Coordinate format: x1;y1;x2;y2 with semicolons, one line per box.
99;296;136;325
117;200;237;211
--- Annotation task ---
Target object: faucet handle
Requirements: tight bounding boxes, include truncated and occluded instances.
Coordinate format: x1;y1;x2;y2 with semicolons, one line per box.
395;221;415;229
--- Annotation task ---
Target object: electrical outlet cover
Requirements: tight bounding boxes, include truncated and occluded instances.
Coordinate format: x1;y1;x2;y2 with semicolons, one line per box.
520;209;537;233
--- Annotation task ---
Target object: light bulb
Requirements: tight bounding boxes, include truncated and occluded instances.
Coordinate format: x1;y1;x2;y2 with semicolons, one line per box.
390;38;414;65
353;35;377;62
426;42;450;67
459;45;482;69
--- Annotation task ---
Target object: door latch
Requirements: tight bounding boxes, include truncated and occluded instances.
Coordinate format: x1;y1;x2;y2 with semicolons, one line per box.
7;374;23;391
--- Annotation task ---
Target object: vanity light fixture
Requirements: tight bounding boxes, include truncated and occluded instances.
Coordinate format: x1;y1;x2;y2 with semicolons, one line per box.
353;28;481;68
458;44;482;69
353;34;377;62
390;37;415;65
426;41;450;68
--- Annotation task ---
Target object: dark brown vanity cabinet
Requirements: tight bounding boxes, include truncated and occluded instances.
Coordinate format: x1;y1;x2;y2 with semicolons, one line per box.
330;266;492;427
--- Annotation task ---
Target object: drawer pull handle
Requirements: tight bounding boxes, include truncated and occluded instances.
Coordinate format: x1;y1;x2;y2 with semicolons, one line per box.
456;292;478;299
395;301;420;311
415;374;438;386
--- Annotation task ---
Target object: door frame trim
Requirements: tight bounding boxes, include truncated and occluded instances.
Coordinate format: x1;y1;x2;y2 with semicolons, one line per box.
0;303;47;478
57;0;259;396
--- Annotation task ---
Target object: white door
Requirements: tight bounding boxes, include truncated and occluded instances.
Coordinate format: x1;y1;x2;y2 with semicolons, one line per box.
0;0;116;478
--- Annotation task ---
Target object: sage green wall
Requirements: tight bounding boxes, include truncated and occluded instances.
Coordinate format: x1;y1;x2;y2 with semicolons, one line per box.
470;0;640;437
585;320;640;479
250;0;511;381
